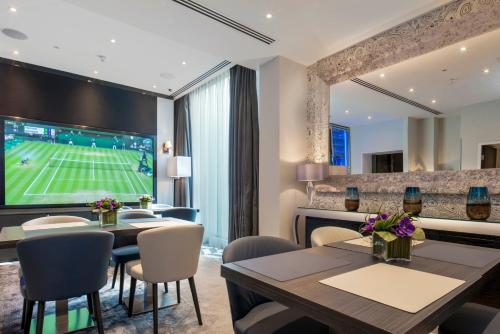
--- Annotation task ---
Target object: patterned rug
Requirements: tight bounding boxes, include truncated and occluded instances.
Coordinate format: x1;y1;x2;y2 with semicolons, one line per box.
0;247;232;333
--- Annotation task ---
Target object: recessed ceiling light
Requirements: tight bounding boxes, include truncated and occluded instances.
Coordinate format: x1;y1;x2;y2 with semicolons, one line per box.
460;46;467;52
152;85;157;89
409;88;415;92
12;50;19;55
345;110;349;114
368;115;372;120
93;70;99;74
110;38;116;44
483;68;490;74
182;61;187;65
431;99;437;104
266;13;273;19
8;6;17;12
379;73;385;78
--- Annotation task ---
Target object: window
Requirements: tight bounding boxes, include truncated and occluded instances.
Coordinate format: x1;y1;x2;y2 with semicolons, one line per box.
330;124;350;172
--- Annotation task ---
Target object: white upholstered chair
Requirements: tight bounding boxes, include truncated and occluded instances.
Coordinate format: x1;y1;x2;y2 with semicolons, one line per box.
126;224;204;333
21;215;90;226
310;227;362;247
117;208;154;217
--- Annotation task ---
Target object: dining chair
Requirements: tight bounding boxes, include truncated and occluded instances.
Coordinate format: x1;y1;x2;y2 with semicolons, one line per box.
310;226;362;247
439;303;500;334
126;224;204;334
222;236;329;334
161;207;197;222
17;231;114;334
111;210;157;304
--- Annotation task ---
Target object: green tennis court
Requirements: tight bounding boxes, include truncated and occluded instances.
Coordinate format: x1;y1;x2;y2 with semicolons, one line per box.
5;141;153;205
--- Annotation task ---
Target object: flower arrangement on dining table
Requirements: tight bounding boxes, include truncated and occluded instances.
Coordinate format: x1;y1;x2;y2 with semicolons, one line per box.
361;211;425;262
139;194;153;209
89;197;123;225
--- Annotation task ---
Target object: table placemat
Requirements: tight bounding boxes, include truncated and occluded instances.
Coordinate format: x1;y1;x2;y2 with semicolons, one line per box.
128;221;179;228
344;236;424;247
235;249;351;282
22;222;88;231
413;243;500;268
320;263;465;313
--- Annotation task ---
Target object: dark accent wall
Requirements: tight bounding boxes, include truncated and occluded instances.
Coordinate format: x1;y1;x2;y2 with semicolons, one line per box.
0;62;157;134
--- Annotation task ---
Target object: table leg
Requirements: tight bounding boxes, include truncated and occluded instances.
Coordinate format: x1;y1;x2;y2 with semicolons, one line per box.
29;299;94;333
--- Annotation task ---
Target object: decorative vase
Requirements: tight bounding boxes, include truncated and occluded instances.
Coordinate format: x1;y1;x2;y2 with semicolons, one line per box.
372;233;412;262
99;210;118;226
403;187;422;216
345;187;360;212
466;187;491;221
140;201;151;209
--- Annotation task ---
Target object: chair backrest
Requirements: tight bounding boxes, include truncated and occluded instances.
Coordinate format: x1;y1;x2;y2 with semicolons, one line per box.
118;211;157;220
137;224;204;283
161;207;197;222
17;231;114;301
222;236;300;324
311;226;362;247
22;215;90;226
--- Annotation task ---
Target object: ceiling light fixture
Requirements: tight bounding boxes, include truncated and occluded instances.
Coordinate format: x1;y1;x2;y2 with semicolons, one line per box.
345;110;349;114
409;88;415;92
13;50;19;55
460;46;467;52
368;115;372;120
483;68;490;74
110;38;116;44
431;99;437;104
266;13;273;19
8;6;17;12
93;70;99;74
182;61;187;65
153;85;157;89
379;73;385;78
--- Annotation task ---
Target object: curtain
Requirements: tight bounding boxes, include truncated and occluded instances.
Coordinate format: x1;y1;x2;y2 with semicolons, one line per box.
190;71;230;248
228;65;259;242
173;94;192;207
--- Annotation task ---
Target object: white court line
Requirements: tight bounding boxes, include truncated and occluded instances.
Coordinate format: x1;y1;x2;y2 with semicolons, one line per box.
92;159;95;180
23;153;59;196
43;152;67;194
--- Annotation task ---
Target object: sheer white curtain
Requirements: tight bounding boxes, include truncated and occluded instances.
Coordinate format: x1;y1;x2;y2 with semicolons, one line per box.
190;71;230;248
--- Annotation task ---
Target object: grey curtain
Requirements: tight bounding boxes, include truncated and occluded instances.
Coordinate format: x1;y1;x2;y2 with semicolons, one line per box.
229;65;259;241
173;94;192;207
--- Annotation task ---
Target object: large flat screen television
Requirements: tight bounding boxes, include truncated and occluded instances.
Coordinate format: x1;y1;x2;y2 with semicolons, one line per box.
1;117;156;207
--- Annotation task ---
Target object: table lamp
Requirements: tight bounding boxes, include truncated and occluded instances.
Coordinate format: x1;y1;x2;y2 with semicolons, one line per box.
297;163;327;206
167;156;191;178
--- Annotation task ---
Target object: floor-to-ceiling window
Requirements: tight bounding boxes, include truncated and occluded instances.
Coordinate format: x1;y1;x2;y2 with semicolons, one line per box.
190;71;230;248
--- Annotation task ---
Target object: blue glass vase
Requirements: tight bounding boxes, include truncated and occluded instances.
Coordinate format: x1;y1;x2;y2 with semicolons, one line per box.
345;187;360;211
466;187;491;220
403;187;422;216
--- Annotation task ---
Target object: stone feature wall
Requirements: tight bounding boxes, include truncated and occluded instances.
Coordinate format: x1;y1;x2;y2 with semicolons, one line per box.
310;169;500;221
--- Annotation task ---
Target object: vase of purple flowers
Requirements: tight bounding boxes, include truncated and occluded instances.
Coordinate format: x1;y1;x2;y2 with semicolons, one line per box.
361;212;425;262
89;197;123;226
139;194;153;209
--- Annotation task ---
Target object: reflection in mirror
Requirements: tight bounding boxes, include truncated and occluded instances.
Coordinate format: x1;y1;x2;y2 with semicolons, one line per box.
329;28;500;175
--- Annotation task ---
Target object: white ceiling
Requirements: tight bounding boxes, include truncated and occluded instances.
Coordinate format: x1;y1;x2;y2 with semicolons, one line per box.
332;28;500;126
0;0;448;95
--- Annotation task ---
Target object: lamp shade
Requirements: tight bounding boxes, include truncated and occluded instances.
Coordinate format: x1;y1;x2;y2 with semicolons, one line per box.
167;156;192;178
296;163;327;182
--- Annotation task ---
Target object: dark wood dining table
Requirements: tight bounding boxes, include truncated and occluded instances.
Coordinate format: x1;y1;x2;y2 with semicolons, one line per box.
221;239;500;334
0;217;192;334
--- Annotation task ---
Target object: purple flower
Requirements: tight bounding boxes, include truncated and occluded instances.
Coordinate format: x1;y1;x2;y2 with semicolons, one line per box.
380;213;389;220
392;216;416;237
361;222;375;233
368;217;376;224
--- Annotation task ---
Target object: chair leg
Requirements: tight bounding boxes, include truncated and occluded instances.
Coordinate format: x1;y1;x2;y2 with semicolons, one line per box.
128;277;137;317
36;301;45;334
188;277;202;326
164;282;168;293
86;293;93;315
111;263;119;289
92;292;105;334
24;300;34;334
21;298;27;329
176;280;181;304
153;283;159;334
118;263;125;304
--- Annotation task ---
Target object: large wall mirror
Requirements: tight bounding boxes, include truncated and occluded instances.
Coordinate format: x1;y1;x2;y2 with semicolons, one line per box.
329;28;500;175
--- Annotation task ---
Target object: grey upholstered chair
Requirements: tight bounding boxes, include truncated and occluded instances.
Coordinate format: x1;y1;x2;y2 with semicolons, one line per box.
222;236;329;334
111;210;157;304
439;303;500;334
17;231;114;334
161;207;197;222
127;224;204;334
310;226;362;247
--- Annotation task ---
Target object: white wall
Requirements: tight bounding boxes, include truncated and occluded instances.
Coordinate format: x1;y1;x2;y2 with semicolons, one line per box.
436;115;461;171
259;56;307;240
350;119;405;174
156;97;175;205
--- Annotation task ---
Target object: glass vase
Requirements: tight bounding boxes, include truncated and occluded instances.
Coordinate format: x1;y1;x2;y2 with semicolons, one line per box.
140;201;151;209
99;210;118;226
466;186;491;220
403;186;422;216
372;233;412;262
345;187;360;212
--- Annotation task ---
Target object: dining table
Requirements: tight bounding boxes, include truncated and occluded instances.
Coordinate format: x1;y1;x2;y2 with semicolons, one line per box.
0;217;192;334
220;238;500;334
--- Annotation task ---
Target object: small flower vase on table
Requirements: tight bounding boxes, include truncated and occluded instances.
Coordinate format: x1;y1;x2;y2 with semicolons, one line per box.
139;194;153;210
99;210;118;226
361;212;425;262
89;197;123;226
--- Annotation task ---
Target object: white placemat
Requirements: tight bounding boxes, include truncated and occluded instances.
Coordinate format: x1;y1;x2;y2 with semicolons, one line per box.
344;236;424;247
129;221;189;228
320;263;465;313
22;222;88;231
